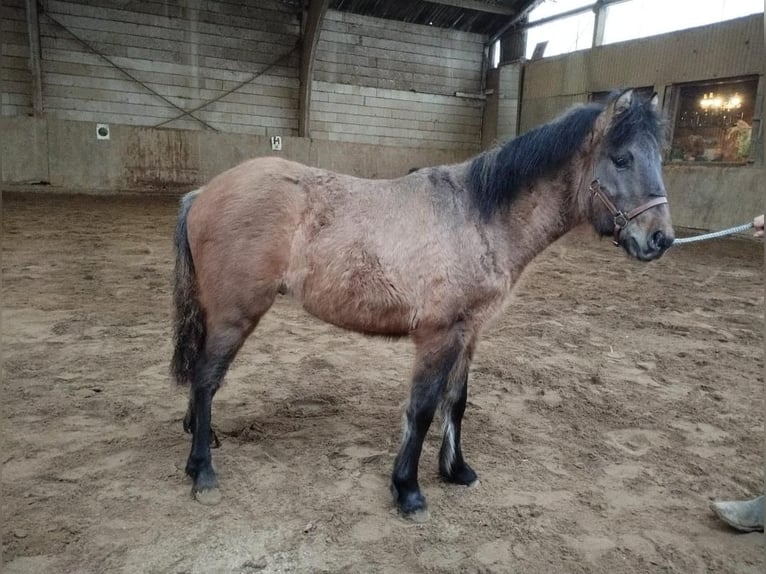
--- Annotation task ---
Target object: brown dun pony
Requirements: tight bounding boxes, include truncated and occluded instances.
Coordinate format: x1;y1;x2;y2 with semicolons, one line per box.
171;90;674;518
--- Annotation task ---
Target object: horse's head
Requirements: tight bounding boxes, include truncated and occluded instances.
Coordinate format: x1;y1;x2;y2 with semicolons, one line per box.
590;90;674;261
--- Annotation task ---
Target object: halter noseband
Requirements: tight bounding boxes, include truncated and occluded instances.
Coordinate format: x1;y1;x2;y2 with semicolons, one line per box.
589;179;668;246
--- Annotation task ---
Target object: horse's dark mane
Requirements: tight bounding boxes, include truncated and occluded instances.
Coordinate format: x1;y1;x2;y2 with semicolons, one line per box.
467;104;603;219
467;93;662;219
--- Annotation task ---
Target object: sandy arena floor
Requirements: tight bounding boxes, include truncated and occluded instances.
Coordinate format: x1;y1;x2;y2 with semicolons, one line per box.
2;192;763;573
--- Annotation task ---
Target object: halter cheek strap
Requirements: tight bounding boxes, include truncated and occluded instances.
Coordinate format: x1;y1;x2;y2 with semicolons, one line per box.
589;179;668;246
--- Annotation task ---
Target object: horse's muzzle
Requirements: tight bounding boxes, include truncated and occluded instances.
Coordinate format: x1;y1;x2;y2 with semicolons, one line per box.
625;229;674;261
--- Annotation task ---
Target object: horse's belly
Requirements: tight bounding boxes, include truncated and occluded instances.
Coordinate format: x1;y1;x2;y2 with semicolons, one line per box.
302;299;413;337
291;262;416;337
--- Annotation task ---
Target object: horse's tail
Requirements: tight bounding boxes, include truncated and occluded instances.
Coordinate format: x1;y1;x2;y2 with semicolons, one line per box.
171;190;204;386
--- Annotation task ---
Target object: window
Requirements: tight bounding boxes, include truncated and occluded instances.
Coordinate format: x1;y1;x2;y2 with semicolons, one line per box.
525;11;594;59
528;0;594;22
523;0;764;57
668;77;758;164
525;0;595;59
490;39;501;69
602;0;764;46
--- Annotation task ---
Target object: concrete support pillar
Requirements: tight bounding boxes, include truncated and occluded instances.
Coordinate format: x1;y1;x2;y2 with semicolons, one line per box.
482;68;499;148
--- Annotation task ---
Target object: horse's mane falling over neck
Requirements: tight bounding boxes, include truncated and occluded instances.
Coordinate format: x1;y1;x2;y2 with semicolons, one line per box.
467;103;605;220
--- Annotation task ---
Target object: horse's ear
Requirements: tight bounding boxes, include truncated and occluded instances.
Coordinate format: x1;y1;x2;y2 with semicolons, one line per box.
594;89;633;138
649;92;659;110
614;90;633;114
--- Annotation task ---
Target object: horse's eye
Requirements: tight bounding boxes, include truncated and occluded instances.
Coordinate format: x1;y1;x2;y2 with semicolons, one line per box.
612;155;631;169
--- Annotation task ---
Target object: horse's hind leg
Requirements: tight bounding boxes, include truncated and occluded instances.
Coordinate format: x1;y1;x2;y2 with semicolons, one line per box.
185;315;263;504
184;389;221;448
391;327;469;519
184;330;238;504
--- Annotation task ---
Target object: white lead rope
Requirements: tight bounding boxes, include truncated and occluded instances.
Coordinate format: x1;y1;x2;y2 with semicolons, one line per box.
672;222;755;245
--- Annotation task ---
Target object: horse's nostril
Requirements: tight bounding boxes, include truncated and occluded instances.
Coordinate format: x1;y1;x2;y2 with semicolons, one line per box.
650;230;670;251
649;231;661;251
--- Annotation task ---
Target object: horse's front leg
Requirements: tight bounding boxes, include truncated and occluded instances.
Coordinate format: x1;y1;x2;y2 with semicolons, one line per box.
391;329;466;519
439;372;478;486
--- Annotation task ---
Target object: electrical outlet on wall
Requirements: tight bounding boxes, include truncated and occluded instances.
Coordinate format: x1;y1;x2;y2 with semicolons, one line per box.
96;124;110;140
270;136;282;151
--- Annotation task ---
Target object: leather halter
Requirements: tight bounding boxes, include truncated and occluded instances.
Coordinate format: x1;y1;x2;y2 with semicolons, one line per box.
589;179;668;246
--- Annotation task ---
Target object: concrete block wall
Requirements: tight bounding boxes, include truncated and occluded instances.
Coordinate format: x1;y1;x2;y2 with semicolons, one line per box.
0;115;474;191
1;0;33;116
35;0;301;134
311;10;485;151
1;1;489;189
3;2;488;148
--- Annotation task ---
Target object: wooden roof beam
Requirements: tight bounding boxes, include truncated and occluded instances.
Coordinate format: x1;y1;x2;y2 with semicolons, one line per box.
299;0;329;138
25;0;44;116
424;1;518;16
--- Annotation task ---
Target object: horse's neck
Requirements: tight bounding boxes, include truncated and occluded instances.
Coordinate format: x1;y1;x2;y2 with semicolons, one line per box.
495;155;592;274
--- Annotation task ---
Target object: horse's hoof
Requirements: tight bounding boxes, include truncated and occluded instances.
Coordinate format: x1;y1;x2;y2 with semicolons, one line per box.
189;465;219;504
392;484;428;519
193;486;222;506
